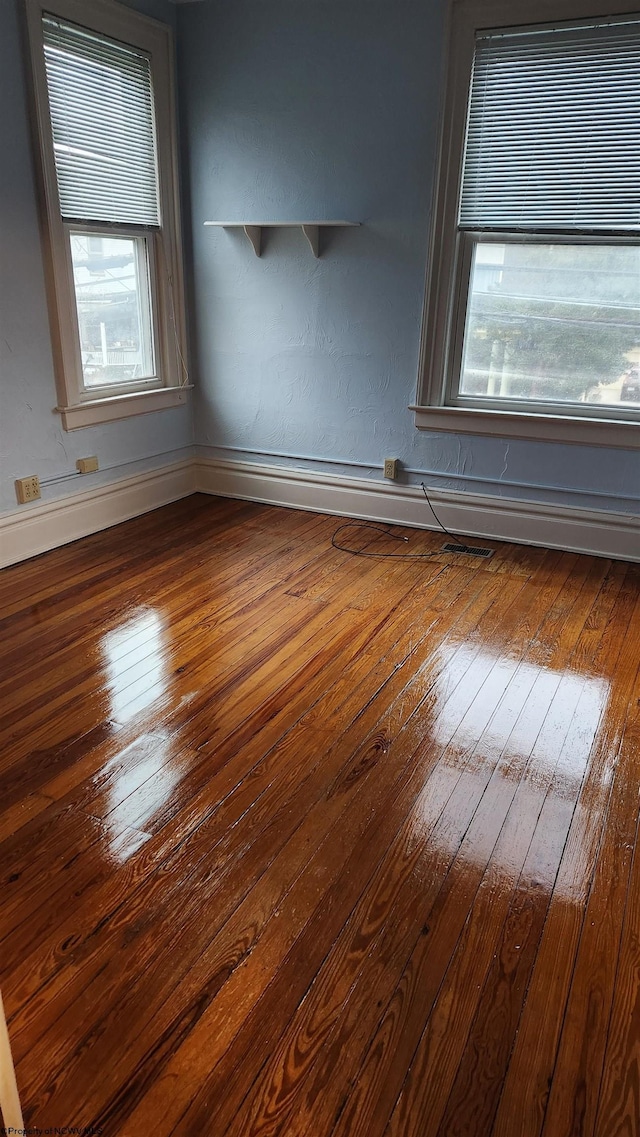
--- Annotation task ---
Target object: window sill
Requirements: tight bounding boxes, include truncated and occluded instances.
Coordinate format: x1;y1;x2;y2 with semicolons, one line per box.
410;405;640;449
56;386;193;430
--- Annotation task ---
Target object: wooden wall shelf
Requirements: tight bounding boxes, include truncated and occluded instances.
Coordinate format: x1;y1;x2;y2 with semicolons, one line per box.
203;221;360;258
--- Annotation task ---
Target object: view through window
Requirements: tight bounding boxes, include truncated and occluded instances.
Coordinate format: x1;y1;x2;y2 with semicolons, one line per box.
70;233;155;388
460;243;640;409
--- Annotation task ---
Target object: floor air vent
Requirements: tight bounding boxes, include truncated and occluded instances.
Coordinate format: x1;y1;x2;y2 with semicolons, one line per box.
442;542;494;559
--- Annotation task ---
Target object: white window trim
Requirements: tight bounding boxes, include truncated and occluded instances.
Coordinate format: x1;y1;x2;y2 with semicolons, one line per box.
413;0;640;450
23;0;191;429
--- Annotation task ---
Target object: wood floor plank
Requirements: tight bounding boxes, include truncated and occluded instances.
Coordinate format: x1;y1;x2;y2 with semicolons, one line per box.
3;570;451;1035
139;545;577;1135
491;581;640;1137
0;496;246;644
0;554;329;754
320;555;620;1137
0;503;324;692
14;558;512;1124
593;711;640;1137
424;564;633;1136
224;652;552;1137
0;792;55;845
3;568;486;1064
106;577;536;1137
538;599;640;1137
0;497;638;1137
416;686;605;1137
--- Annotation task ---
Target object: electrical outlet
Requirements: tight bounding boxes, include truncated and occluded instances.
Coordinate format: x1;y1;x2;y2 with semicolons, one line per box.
76;456;99;474
383;458;399;480
15;475;41;504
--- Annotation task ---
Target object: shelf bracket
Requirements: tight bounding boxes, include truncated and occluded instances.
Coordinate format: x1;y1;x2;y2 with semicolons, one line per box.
204;220;360;258
243;225;262;257
301;224;320;258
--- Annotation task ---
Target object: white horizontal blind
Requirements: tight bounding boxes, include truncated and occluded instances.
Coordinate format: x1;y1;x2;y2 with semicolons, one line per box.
459;19;640;231
42;15;160;226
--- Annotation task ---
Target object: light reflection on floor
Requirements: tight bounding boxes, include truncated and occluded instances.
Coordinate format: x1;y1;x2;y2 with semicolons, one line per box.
102;608;168;724
97;613;615;889
407;645;612;903
100;611;184;855
422;647;610;774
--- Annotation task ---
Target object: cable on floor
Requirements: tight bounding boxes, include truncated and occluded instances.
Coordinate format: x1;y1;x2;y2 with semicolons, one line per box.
330;482;490;559
331;520;444;559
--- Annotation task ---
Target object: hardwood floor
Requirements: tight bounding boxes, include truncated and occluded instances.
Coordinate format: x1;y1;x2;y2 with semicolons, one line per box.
1;493;639;1137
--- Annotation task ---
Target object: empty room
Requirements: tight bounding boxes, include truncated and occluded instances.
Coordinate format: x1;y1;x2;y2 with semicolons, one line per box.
0;0;639;1133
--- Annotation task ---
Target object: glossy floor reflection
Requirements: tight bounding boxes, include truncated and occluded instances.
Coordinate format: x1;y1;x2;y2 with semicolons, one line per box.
0;495;638;1137
102;608;169;724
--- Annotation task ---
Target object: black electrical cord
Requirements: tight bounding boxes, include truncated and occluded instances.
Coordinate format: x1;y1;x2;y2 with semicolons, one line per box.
330;483;489;559
420;481;461;542
419;481;483;547
331;520;443;559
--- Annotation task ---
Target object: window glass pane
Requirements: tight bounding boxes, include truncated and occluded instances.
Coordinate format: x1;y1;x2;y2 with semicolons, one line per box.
459;243;640;408
70;233;155;388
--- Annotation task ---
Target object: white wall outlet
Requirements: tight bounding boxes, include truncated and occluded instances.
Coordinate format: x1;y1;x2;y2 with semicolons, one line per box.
76;456;99;474
15;475;41;504
383;458;399;480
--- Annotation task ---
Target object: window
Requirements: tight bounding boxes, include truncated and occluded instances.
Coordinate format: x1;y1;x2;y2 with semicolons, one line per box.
24;0;188;428
414;0;640;448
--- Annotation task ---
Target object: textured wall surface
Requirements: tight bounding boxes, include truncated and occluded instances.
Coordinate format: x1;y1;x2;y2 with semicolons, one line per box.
178;0;639;515
0;0;191;516
2;0;637;526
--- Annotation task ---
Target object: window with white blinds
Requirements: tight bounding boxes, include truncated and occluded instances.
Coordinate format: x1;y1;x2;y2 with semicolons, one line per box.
42;14;160;226
459;19;640;232
26;0;186;426
415;0;640;444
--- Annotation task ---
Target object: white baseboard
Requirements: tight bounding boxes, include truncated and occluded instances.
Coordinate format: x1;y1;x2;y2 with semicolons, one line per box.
195;456;640;563
1;454;636;568
0;460;196;568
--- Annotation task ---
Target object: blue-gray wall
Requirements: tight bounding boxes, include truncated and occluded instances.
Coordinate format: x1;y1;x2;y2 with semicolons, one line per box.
2;0;637;526
0;0;191;516
178;0;639;515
